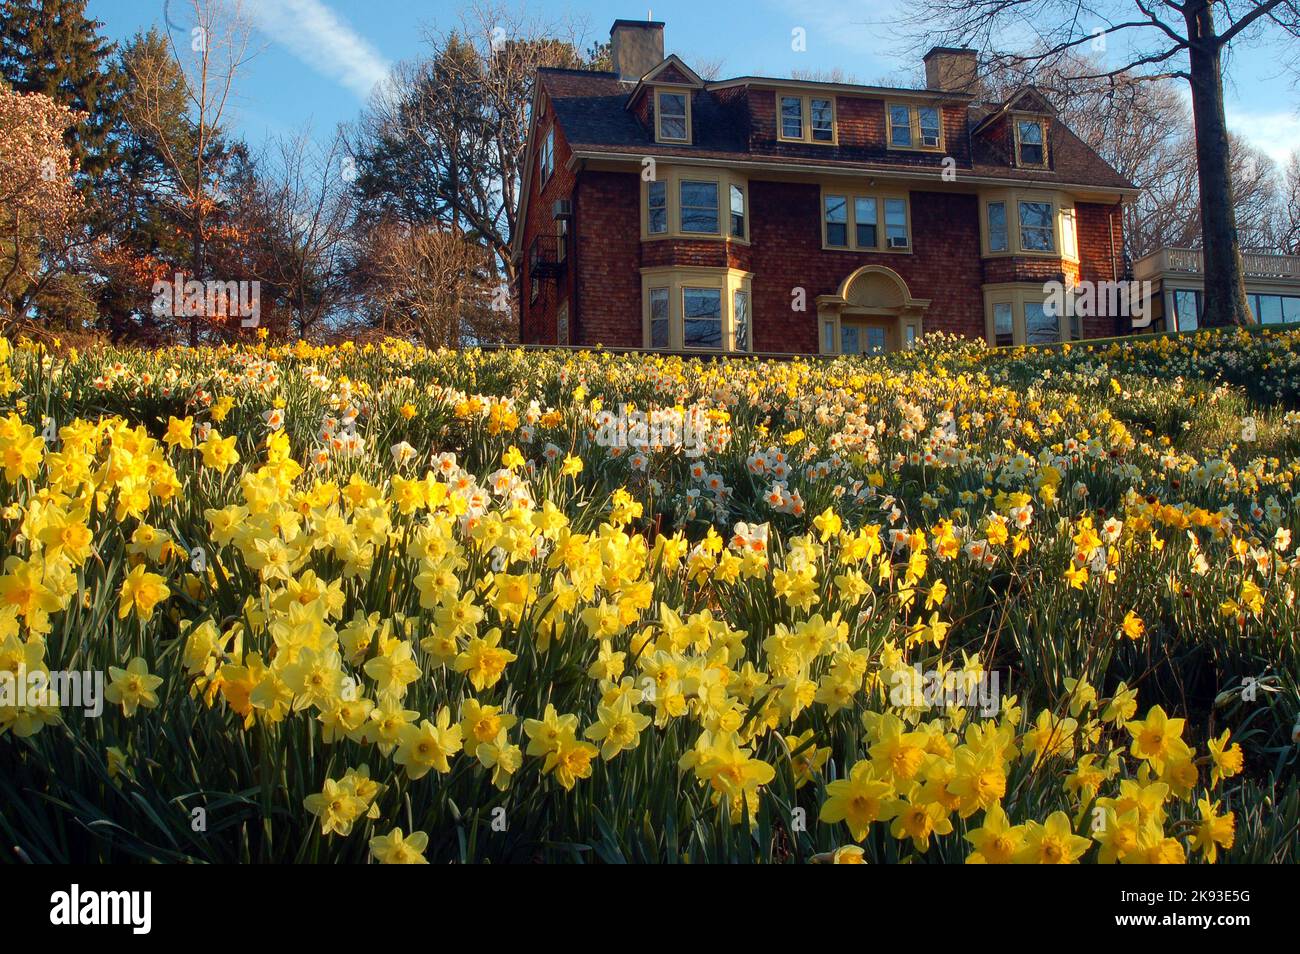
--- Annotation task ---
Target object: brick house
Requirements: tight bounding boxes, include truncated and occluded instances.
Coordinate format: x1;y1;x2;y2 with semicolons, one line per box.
513;19;1138;355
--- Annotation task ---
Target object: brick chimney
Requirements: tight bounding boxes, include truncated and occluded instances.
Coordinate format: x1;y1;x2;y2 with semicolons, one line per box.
923;47;980;95
610;19;665;81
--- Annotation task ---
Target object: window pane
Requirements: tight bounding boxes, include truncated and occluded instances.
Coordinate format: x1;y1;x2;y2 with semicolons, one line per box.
683;287;722;348
854;197;877;248
1283;296;1300;323
659;93;687;140
781;96;804;138
1018;201;1054;252
733;290;750;351
1174;290;1199;331
987;202;1007;252
650;288;670;348
1259;295;1284;324
810;98;834;141
841;324;860;355
993;302;1013;346
1024;302;1058;344
1018;121;1044;165
885;198;907;246
825;194;848;247
865;326;887;353
889;105;912;146
680;180;718;233
648;181;667;234
822;319;835;353
918;107;940;143
730;184;745;238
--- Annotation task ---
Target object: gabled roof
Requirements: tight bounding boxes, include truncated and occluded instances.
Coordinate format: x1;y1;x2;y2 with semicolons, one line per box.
637;54;704;88
973;85;1058;134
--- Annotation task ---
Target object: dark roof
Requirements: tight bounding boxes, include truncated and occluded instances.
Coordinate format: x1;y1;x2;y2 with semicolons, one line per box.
537;68;1136;192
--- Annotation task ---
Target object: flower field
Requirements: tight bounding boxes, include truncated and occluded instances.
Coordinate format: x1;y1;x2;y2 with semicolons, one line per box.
1;329;1298;865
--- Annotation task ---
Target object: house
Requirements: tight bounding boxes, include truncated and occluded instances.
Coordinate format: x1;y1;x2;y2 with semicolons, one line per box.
1135;247;1300;331
514;19;1138;354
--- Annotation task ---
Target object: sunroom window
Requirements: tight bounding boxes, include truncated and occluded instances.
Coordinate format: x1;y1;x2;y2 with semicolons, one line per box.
649;287;670;347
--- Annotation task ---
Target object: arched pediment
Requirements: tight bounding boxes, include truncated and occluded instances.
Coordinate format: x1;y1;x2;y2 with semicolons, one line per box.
833;265;930;312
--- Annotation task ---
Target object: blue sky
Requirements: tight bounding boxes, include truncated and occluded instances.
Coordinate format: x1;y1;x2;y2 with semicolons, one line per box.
86;0;1300;167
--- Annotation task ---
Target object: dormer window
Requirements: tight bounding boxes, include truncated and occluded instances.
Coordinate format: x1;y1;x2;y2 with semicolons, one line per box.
778;93;836;144
887;103;943;150
656;90;690;142
1015;119;1046;167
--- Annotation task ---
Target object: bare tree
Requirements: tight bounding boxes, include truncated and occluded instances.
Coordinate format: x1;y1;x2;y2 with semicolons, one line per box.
350;0;600;300
354;220;511;348
246;129;356;339
124;0;257;343
897;0;1300;326
1279;152;1300;253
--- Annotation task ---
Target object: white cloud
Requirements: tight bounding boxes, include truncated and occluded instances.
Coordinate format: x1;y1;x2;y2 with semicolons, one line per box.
1228;109;1300;170
250;0;390;100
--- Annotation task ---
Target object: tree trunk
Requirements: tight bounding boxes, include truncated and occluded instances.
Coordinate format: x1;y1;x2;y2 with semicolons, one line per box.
1184;0;1253;327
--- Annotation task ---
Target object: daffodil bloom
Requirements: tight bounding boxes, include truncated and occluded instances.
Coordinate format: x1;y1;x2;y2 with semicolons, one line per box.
105;657;163;716
117;565;171;622
369;827;429;864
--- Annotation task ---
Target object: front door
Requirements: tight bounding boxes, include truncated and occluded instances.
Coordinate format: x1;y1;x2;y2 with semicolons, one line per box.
840;320;890;355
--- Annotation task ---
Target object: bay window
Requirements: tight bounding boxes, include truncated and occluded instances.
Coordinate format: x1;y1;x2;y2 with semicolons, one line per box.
980;190;1076;258
641;167;748;241
641;267;753;351
984;285;1068;346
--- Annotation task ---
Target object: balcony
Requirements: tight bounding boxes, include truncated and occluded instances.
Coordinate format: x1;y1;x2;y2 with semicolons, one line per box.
1135;246;1300;283
528;233;566;280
